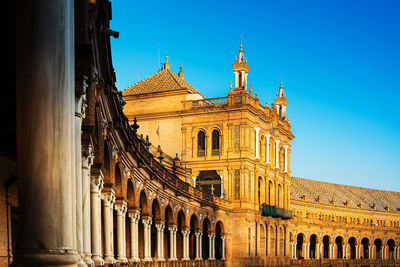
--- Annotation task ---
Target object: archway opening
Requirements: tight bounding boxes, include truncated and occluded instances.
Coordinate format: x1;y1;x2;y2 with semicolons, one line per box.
361;238;370;259
296;234;304;259
164;205;173;260
138;190;148;258
310;234;317;259
176;210;185;260
374;238;382;259
215;221;224;259
322;235;330;259
348;237;356;259
202;218;211;259
388;239;395;259
335;236;343;259
189;214;199;260
151;199;161;258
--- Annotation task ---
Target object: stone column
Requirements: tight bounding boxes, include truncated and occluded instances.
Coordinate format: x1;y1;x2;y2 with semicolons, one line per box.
15;0;79;266
220;175;224;198
115;202;127;263
90;169;104;265
75;76;88;267
182;229;190;260
193;176;197;188
221;236;226;260
142;217;153;261
265;134;270;164
254;127;260;159
234;72;239;88
169;225;178;261
82;144;94;265
275;140;280;168
155;222;165;261
195;232;202;260
283;145;289;173
209;234;216;260
128;211;140;262
102;191;116;264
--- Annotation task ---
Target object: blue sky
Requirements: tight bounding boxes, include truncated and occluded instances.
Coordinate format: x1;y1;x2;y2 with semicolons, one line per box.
110;0;400;191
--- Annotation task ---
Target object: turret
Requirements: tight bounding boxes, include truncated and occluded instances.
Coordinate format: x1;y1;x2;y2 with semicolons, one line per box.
274;76;288;118
232;37;250;90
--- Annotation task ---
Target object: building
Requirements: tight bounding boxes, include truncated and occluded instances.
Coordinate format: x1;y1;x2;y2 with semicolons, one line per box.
0;0;398;267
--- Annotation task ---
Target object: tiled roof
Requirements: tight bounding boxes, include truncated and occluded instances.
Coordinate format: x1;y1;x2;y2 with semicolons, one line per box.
122;68;202;96
290;176;400;213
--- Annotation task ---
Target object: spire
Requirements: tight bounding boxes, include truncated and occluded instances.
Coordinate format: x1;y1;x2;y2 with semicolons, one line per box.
165;54;170;70
236;36;245;63
277;75;285;98
178;64;184;79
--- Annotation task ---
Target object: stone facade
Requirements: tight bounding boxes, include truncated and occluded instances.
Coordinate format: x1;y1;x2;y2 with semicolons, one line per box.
1;1;398;267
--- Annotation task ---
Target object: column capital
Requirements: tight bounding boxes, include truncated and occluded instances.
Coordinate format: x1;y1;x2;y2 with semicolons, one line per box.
114;202;127;216
275;139;280;145
101;191;115;207
90;172;104;193
221;235;226;240
128;210;140;222
155;221;165;229
254;126;260;132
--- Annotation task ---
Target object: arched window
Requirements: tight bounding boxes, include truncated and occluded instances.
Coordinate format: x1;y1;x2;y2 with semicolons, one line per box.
197;131;205;157
212;129;220;155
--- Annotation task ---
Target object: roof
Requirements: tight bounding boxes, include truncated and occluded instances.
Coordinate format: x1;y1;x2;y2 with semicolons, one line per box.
122;68;203;97
290;176;400;213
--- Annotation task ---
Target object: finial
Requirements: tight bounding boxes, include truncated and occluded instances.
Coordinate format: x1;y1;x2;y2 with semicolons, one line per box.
239;36;243;52
255;93;258;99
229;80;232;91
280;75;283;87
179;64;182;70
178;64;184;79
287;114;290;122
249;83;252;93
165;54;170;70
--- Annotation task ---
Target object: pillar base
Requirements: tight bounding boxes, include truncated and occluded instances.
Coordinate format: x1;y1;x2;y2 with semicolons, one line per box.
182;257;190;261
77;258;87;267
156;257;165;262
16;250;80;267
129;257;140;262
83;254;94;266
143;257;153;262
92;255;104;266
104;256;116;264
195;257;203;261
116;257;128;263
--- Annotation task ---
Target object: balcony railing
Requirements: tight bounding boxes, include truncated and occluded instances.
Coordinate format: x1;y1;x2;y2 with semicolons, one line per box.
127;259;225;267
260;203;293;219
192;97;228;107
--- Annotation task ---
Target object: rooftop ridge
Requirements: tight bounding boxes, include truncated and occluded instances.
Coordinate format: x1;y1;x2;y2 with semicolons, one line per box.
291;176;400;194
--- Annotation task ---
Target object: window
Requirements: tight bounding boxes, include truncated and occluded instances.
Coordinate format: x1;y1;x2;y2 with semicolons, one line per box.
234;169;240;199
197;130;205;157
212;129;220;155
234;125;240;152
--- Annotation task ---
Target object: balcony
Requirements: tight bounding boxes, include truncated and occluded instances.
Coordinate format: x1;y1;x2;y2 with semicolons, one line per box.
260;203;293;219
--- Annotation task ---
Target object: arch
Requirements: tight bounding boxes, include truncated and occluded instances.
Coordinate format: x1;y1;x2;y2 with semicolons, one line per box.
322;235;330;259
348;237;357;259
176;210;186;259
260;224;266;258
114;163;124;197
310;234;318;259
296;233;305;259
335;236;343;259
361;237;370;259
103;140;112;183
126;178;135;208
151;197;161;220
197;130;206;156
387;239;395;259
202;217;212;259
258;176;265;206
268;180;274;205
374;238;382;259
215;221;224;259
211;129;221;153
189;213;200;260
164;204;174;260
277;184;283;208
139;189;149;215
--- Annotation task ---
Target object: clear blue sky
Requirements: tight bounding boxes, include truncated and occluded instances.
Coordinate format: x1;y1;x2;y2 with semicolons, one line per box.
110;0;400;191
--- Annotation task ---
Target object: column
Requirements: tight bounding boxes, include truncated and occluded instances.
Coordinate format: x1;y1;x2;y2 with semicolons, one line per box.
283;145;289;173
128;211;140;262
240;71;245;87
182;229;190;260
75;76;88;267
169;225;178;261
15;0;78;266
329;244;333;259
221;236;226;260
82;144;94;265
142;217;153;261
234;72;239;88
102;191;116;264
195;232;203;260
193;176;197;188
220;175;224;198
156;222;165;261
254;127;260;159
342;245;345;259
294;243;297;259
275;140;280;168
90;170;104;265
209;234;215;260
115;202;127;263
265;134;270;164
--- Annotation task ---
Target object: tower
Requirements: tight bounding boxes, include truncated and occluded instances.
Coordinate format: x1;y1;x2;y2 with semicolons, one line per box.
232;37;250;90
274;76;288;118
